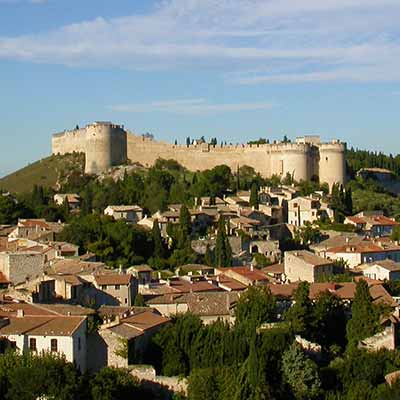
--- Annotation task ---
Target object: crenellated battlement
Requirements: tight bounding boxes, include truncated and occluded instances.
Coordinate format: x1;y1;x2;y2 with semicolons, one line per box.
51;122;346;187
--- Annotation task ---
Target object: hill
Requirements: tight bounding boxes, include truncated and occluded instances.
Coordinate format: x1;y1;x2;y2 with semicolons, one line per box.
0;153;85;194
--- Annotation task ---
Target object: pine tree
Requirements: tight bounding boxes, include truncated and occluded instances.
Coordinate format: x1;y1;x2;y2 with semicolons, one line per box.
249;183;259;210
152;219;165;259
215;217;232;267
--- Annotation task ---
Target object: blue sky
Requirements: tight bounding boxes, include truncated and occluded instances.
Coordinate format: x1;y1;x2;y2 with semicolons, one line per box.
1;0;400;177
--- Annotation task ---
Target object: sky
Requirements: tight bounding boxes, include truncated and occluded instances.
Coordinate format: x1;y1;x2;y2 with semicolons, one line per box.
0;0;400;177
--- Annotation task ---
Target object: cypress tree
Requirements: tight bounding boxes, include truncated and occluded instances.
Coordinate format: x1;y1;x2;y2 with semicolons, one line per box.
204;244;213;266
215;217;232;267
249;183;259;210
345;187;353;216
152;219;165;259
178;204;192;249
346;279;380;345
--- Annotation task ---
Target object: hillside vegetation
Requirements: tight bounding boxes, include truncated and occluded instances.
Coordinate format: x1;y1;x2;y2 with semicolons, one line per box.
0;153;85;193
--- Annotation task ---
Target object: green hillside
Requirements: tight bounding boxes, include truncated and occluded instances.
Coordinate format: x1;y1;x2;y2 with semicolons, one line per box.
0;153;85;194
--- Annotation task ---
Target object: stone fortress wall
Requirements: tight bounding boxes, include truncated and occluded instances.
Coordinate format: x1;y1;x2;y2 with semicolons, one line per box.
52;122;346;187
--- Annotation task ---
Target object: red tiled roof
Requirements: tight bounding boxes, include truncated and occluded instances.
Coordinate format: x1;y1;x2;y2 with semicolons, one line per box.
95;274;133;286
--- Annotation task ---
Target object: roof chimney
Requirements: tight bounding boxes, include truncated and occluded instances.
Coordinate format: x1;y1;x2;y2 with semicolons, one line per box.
250;263;254;272
17;309;24;318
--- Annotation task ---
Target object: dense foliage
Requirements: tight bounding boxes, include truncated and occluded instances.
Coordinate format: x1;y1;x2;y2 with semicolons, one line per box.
0;351;156;400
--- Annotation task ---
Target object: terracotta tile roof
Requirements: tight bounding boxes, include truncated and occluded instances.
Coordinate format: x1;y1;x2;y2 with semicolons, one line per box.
262;263;284;275
0;316;85;336
94;274;134;286
33;303;95;316
363;259;400;272
347;215;399;227
51;259;107;275
146;293;188;305
217;267;269;283
187;292;239;316
122;310;170;331
167;277;222;293
212;274;247;291
327;241;400;254
286;250;333;267
19;219;50;229
108;323;143;339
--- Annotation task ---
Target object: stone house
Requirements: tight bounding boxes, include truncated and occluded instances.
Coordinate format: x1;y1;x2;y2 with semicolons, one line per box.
360;259;400;281
0;304;87;372
54;193;81;210
288;196;334;227
94;274;138;307
9;219;65;241
104;205;144;224
92;308;170;370
324;238;400;269
0;250;44;285
216;266;269;287
128;265;153;286
344;211;399;237
284;250;334;283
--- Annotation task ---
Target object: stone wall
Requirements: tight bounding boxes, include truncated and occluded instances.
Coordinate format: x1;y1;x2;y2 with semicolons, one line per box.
52;123;346;188
130;365;188;396
0;252;44;285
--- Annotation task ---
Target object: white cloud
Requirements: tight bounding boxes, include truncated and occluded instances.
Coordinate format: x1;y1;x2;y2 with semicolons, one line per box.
109;99;274;115
1;0;400;83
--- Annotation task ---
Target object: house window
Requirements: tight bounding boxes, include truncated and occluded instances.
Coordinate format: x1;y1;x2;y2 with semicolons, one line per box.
29;338;37;352
101;285;107;290
124;298;128;304
78;337;81;351
115;285;120;290
51;339;58;352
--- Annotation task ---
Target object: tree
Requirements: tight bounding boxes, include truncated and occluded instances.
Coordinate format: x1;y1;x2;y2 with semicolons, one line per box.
282;343;321;400
235;286;276;329
345;187;353;215
204;244;213;266
310;290;347;349
90;367;143;400
215;217;232;267
152;219;165;259
346;279;381;346
284;282;312;336
249;183;259;210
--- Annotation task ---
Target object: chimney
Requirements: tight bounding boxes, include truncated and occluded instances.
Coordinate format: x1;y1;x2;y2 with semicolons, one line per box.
345;237;350;244
250;263;254;272
17;309;24;318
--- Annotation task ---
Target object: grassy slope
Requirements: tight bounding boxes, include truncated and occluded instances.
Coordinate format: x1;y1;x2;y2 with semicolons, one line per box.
0;153;85;194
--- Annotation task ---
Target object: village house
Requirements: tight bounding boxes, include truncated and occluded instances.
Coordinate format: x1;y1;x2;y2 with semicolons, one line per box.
104;205;144;224
128;265;153;286
0;301;88;372
324;237;400;269
9;219;65;241
284;250;334;283
359;259;400;281
0;249;44;285
93;273;138;307
288;196;334;227
215;265;269;287
93;308;170;370
344;211;399;237
53;193;81;210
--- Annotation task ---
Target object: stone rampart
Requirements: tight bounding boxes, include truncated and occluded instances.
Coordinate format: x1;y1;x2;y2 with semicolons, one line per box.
51;122;346;188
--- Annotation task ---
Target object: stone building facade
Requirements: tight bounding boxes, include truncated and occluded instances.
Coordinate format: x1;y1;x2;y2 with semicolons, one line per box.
52;122;346;188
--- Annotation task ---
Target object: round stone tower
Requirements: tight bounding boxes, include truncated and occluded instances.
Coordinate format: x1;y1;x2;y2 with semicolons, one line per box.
271;143;310;182
318;141;346;189
85;122;127;175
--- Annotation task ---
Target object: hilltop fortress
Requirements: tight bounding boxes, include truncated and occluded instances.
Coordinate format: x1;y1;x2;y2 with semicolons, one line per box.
52;121;346;188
